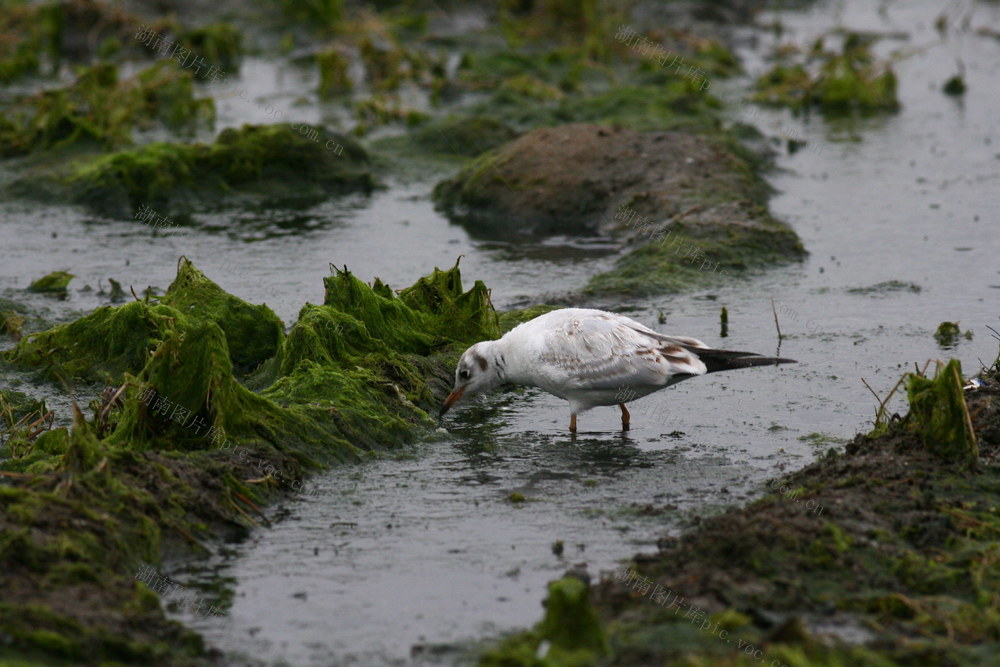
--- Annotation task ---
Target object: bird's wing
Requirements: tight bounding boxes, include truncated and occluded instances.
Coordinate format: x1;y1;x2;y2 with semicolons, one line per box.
533;312;707;391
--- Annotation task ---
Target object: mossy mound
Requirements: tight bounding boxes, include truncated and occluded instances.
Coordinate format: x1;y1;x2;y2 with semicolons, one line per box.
903;359;978;466
0;409;209;663
0;61;214;158
754;34;899;115
483;576;608;666
474;82;722;135
12;123;375;218
177;23;244;73
0;259;500;663
411;116;518;157
0;1;63;83
5;300;182;383
490;357;1000;665
252;263;501;451
433;123;803;294
161;258;284;374
7;258;496;460
27;271;74;295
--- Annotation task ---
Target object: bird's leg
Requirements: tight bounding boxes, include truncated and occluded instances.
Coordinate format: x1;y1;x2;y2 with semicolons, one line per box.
569;414;577;432
619;403;630;431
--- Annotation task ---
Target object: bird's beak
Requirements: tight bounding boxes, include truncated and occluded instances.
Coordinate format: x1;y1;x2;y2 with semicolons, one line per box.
439;386;465;418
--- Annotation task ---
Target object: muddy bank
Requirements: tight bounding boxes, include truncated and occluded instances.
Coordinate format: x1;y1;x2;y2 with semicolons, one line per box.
483;354;1000;665
0;259;496;663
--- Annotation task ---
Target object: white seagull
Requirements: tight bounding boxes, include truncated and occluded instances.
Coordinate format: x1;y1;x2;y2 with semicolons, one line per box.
439;308;794;432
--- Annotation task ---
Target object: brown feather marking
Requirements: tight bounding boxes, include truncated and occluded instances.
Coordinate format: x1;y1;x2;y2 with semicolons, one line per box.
476;355;488;371
664;354;691;365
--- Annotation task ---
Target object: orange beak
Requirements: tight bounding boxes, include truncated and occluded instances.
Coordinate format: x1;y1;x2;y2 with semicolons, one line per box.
439;386;465;418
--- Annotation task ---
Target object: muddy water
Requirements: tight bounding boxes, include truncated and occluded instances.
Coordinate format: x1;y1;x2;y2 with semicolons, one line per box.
1;1;999;665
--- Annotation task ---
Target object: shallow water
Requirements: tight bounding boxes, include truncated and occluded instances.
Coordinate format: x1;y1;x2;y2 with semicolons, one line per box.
2;1;999;665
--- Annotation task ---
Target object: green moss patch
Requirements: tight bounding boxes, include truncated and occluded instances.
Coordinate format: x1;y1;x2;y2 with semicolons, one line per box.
433;123;803;294
411;116;518;157
161;259;284;374
6;300;181;383
483;576;608;666
11;123;375;218
27;271;74;295
753;34;900;115
1;258;500;663
0;2;63;83
0;61;214;158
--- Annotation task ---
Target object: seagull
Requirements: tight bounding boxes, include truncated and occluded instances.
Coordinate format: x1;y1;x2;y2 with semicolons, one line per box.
439;308;794;432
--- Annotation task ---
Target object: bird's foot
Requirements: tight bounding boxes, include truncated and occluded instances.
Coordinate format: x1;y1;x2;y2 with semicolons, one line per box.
619;403;631;431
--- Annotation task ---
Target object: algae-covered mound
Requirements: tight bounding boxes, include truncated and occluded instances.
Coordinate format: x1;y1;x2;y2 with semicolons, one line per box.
0;61;214;158
162;258;284;373
490;356;1000;665
483;576;608;665
754;34;900;115
411;116;518;157
0;259;499;663
6;258;496;456
903;359;978;466
11;123;375;218
6;299;182;382
27;270;74;295
433;123;803;295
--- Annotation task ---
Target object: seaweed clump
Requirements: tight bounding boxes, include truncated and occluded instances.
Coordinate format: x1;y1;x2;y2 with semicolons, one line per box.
754;34;899;115
0;259;499;663
10;123;374;218
904;359;978;466
483;576;608;666
0;61;214;157
28;270;74;295
0;1;63;83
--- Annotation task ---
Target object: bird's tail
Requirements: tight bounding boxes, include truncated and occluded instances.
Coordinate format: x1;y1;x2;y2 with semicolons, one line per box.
689;348;796;374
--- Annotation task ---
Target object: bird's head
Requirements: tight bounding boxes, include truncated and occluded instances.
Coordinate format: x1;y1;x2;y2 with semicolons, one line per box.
439;341;502;418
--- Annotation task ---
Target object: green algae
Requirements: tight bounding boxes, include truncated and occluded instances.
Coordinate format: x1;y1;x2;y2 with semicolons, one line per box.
279;0;343;30
497;305;563;333
5;300;182;382
317;47;352;98
943;74;966;96
29;123;374;217
27;271;74;295
161;258;284;373
411;116;518;157
0;61;214;158
0;389;51;459
497;0;622;62
476;82;722;134
753;35;900;115
482;576;607;666
904;359;978;466
0;410;207;663
0;1;62;83
585;216;804;296
0;389;47;427
933;320;971;348
1;259;503;663
177;23;244;73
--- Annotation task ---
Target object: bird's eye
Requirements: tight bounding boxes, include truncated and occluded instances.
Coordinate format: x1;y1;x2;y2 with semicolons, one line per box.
459;369;470;380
